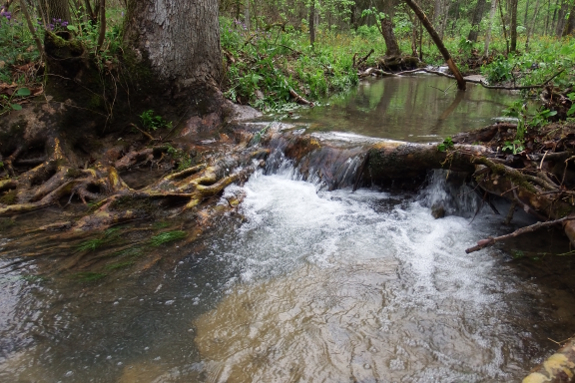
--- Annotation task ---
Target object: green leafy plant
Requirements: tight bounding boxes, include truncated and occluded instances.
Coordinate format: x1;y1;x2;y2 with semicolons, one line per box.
503;100;527;140
139;110;172;131
529;108;557;128
502;139;524;155
437;136;454;152
567;93;575;117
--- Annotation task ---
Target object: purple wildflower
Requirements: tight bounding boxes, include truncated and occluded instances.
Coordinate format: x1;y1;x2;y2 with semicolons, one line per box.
61;21;68;27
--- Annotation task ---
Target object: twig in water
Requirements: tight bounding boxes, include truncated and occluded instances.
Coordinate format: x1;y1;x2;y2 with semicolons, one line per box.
465;216;575;253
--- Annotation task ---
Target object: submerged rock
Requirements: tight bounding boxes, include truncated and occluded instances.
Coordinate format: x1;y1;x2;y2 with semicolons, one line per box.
431;203;446;219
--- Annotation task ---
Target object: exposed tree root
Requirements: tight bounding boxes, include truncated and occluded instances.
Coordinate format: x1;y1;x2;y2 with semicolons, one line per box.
523;337;575;383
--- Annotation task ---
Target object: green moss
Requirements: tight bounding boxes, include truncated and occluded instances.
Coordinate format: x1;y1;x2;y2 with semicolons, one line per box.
0;217;15;230
105;261;134;270
70;272;107;282
87;94;103;109
150;230;187;246
77;238;105;252
66;167;83;178
0;190;17;205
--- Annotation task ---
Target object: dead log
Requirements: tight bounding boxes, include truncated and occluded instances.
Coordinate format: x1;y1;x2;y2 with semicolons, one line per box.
270;130;575;249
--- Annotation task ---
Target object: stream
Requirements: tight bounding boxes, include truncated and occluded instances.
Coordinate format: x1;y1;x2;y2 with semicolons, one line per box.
1;76;575;382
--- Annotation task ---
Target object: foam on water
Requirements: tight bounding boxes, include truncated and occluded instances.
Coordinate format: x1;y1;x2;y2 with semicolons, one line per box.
195;168;541;382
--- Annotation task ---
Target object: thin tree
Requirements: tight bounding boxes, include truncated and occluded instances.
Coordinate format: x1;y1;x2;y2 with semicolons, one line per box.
509;0;519;52
562;4;575;35
310;0;316;46
525;0;541;49
484;0;498;56
468;0;487;42
403;0;466;90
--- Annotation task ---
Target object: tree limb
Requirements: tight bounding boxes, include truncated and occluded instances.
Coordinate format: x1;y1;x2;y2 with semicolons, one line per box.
465;216;575;253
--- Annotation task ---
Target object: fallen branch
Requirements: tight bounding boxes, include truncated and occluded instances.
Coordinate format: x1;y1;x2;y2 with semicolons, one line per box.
289;88;314;106
128;123;157;142
465;216;575;253
353;48;374;68
359;67;398;78
396;67;565;90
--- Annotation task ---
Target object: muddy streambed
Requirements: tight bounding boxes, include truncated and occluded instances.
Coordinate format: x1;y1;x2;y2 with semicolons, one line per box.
1;77;575;382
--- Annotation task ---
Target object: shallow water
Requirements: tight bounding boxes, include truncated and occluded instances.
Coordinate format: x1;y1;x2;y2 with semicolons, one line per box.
282;75;517;142
1;168;573;382
0;78;571;382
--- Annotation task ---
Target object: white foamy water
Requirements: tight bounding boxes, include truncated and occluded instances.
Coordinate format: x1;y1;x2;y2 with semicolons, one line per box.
195;169;541;383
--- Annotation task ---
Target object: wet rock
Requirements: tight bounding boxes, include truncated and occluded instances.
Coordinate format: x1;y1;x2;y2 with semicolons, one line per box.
431;203;445;219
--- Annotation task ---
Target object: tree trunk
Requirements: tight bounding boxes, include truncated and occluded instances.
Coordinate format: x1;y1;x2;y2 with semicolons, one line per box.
403;0;466;90
555;0;567;36
381;15;401;56
468;0;487;42
499;0;510;54
509;0;518;52
484;0;498;56
544;0;551;34
124;0;222;89
562;4;575;36
523;0;530;26
309;0;316;46
525;0;541;49
244;0;250;30
39;0;71;24
551;0;559;33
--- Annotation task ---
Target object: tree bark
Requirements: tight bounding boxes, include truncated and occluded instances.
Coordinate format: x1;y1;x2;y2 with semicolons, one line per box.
484;0;498;56
555;0;568;36
403;0;466;90
39;0;71;24
309;0;316;46
124;0;222;89
381;15;401;56
525;0;541;49
509;0;519;52
468;0;487;42
562;4;575;36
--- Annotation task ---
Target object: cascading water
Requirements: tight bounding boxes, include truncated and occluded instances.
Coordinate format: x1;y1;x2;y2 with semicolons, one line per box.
1;126;573;382
191;164;552;383
0;150;570;382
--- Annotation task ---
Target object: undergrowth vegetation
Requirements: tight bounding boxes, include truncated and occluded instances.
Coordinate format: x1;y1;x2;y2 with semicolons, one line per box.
1;2;574;116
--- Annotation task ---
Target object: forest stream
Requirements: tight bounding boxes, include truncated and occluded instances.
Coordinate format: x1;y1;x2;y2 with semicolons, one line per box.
1;77;575;383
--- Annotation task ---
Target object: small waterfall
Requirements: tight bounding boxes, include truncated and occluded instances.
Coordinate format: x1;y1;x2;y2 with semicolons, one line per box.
419;169;484;218
263;130;371;190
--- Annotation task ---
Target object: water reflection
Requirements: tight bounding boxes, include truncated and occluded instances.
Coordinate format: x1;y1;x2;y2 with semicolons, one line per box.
286;76;517;142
